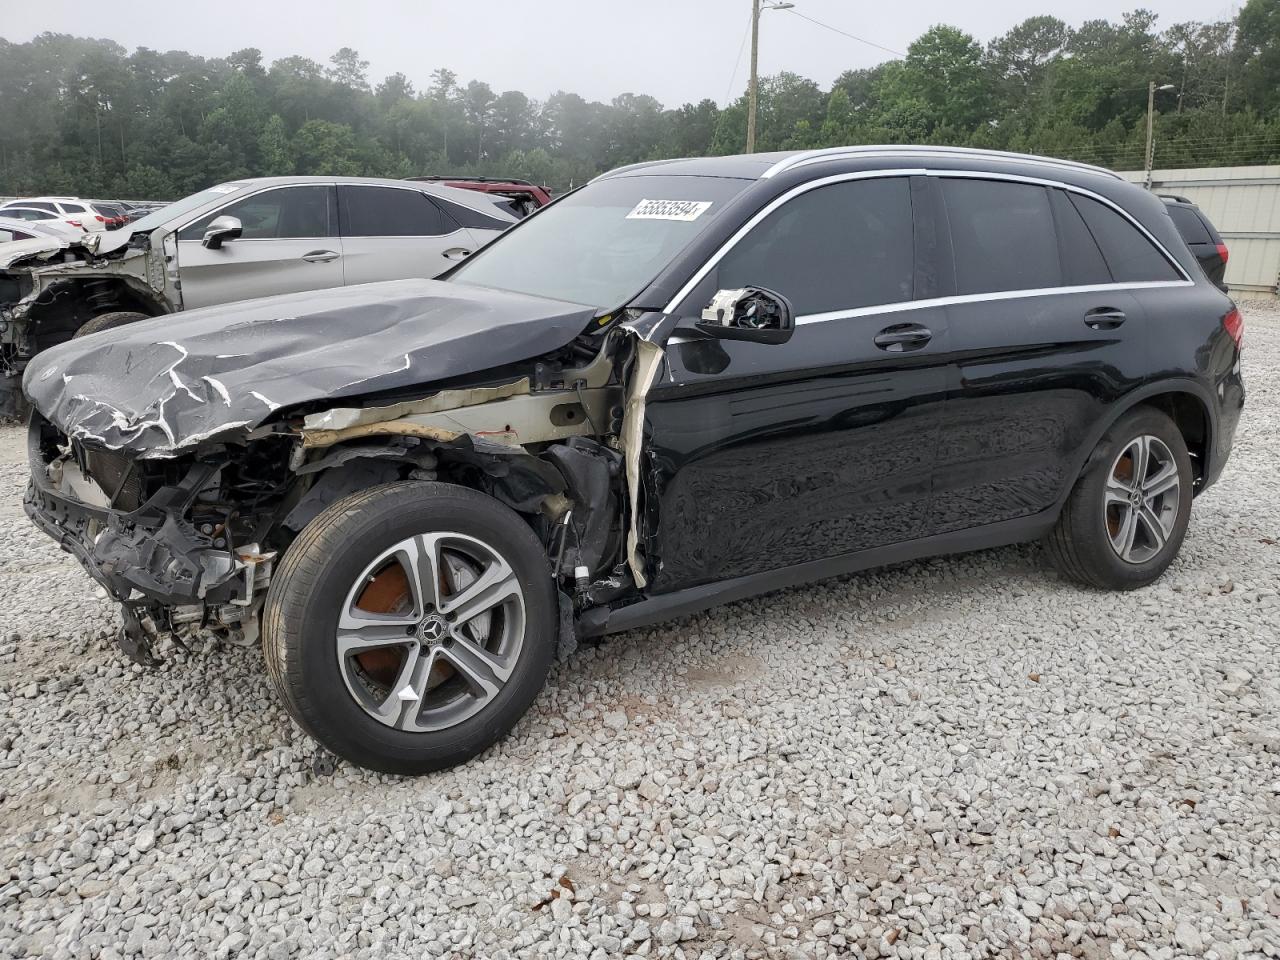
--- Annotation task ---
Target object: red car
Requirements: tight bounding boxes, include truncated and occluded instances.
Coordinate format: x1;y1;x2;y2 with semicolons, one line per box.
407;176;552;218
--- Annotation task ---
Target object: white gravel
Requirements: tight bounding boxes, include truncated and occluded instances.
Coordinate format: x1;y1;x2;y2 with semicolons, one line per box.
3;302;1280;960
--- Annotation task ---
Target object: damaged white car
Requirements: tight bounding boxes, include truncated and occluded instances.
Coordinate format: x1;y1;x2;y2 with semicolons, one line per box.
0;175;516;418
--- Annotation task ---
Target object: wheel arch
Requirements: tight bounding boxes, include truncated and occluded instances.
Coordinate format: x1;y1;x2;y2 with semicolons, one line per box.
1060;379;1217;509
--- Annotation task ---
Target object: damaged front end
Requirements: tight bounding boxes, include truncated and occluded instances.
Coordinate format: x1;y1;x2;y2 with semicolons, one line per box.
23;286;666;665
1;231;170;418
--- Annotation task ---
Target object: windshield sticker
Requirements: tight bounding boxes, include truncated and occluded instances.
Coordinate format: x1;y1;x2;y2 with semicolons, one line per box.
626;199;713;222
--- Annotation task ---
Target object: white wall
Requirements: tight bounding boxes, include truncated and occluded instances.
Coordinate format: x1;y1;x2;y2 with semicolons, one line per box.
1118;166;1280;296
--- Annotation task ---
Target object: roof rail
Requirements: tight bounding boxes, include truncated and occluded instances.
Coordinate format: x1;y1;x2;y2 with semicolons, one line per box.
760;146;1122;181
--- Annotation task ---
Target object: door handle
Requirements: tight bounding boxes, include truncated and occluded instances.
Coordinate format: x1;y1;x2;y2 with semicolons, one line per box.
1084;307;1126;330
873;323;933;352
442;247;472;261
302;249;340;263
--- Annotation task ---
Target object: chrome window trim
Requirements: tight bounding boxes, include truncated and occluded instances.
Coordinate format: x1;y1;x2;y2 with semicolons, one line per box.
660;166;1191;322
665;280;1192;346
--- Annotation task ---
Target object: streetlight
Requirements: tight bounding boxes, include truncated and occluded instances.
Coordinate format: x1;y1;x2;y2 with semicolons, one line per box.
746;0;795;154
1145;82;1175;185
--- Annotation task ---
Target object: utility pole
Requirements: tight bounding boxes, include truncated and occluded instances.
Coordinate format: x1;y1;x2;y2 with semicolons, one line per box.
746;1;794;154
747;0;760;154
1145;81;1175;187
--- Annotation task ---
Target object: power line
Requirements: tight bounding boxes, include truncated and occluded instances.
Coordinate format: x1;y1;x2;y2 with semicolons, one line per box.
723;10;753;107
782;8;905;58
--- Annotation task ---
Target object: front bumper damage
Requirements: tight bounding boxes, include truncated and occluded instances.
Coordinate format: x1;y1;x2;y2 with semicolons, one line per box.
24;418;274;663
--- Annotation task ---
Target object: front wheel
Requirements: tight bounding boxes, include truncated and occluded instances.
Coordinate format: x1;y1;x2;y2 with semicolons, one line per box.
1045;406;1193;590
262;481;557;775
73;310;149;338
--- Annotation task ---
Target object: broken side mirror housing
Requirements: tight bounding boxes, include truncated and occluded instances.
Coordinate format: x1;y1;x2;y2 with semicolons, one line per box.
691;287;794;345
202;215;243;250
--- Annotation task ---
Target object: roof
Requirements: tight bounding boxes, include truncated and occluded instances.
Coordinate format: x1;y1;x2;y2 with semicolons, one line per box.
599;146;1122;183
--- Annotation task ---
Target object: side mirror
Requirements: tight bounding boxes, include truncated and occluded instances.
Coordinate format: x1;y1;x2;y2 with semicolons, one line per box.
202;215;242;249
691;287;794;345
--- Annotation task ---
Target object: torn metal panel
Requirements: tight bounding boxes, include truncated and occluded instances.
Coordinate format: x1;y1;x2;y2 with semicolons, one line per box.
23;279;598;457
301;383;618;450
620;335;665;588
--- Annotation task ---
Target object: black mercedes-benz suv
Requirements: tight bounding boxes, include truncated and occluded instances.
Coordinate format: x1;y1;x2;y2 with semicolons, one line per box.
24;146;1245;774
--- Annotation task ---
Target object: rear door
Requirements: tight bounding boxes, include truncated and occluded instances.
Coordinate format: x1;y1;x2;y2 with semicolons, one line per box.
929;176;1184;534
176;184;341;309
643;174;951;593
338;184;477;284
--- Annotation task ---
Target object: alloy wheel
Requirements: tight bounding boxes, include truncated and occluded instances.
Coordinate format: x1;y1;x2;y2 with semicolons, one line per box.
1104;434;1182;564
336;532;525;732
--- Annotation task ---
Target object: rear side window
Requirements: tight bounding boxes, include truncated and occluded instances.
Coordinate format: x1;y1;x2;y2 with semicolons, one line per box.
179;186;336;240
941;179;1060;294
1166;205;1212;245
339;186;454;237
1051;189;1111;285
713;177;915;315
434;196;509;231
1067;194;1181;282
61;203;86;213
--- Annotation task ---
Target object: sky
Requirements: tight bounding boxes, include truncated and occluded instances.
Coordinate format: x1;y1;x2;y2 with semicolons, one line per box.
3;0;1240;107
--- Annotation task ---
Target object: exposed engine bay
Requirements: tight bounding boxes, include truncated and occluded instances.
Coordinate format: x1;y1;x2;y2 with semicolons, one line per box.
23;295;662;666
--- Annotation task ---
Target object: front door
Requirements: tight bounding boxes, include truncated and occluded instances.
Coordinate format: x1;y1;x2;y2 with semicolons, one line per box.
176;184;341;309
641;174;951;594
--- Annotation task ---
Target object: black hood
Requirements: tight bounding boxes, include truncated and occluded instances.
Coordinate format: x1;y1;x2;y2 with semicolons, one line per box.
24;278;598;456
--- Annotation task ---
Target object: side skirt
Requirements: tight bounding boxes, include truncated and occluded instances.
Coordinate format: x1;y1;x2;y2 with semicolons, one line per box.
584;509;1058;637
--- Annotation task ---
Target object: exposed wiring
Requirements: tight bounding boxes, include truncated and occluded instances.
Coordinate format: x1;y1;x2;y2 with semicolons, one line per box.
724;9;753;106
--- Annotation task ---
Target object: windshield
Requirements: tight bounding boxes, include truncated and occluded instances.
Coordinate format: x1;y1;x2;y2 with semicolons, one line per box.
449;174;750;308
126;183;248;235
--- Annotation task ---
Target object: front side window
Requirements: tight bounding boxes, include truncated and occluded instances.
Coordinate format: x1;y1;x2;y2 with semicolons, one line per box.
450;174;751;309
17;202;54;213
178;186;335;241
339;186;453;237
710;177;915;316
943;179;1060;295
1068;194;1181;283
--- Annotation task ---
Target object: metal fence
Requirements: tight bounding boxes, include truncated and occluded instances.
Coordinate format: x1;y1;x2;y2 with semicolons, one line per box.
1119;165;1280;296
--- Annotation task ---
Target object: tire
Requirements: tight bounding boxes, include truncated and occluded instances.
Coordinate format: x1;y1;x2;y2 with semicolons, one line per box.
1045;406;1193;590
262;481;557;775
73;310;149;338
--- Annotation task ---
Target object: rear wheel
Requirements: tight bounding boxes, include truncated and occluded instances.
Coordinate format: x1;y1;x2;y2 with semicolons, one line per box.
1045;406;1193;590
262;481;557;775
73;310;149;338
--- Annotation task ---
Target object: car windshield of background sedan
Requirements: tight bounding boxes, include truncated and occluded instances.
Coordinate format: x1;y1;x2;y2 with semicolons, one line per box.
125;183;247;235
448;174;750;309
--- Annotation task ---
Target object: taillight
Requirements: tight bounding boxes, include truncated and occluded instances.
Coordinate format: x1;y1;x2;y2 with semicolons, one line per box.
1215;242;1229;264
94;215;106;222
1222;307;1243;347
66;219;82;228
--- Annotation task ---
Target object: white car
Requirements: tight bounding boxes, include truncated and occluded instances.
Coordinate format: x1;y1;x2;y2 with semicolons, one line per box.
0;197;106;232
0;206;89;236
0;216;84;243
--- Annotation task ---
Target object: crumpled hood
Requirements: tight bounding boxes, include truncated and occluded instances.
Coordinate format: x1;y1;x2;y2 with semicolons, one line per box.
24;278;598;456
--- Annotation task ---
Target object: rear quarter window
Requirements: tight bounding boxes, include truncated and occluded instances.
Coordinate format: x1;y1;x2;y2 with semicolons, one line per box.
1068;194;1181;283
1166;205;1213;246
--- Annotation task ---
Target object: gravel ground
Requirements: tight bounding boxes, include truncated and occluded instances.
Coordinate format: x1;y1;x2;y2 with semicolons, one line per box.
2;303;1279;960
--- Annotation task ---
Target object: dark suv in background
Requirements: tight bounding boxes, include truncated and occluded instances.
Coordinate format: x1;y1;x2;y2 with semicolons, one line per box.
24;146;1244;774
1162;195;1229;291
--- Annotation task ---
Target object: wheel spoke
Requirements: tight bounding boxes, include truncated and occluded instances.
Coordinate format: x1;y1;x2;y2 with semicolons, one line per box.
440;556;520;628
439;633;510;699
336;617;416;656
1132;437;1151;486
1137;504;1169;551
1105;476;1134;506
1111;505;1139;560
361;643;427;726
401;534;446;615
1142;462;1179;499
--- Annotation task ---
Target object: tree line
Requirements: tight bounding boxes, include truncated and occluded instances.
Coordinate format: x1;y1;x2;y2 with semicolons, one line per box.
1;2;1278;200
